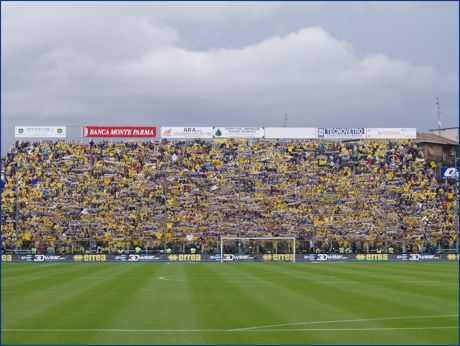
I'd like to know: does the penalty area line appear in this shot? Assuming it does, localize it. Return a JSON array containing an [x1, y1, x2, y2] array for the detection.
[[229, 314, 459, 331]]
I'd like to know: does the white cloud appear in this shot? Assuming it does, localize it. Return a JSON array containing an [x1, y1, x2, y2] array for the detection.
[[8, 26, 453, 120], [1, 5, 458, 153]]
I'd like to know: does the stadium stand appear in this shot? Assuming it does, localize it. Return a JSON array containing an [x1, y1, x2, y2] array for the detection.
[[1, 139, 457, 255]]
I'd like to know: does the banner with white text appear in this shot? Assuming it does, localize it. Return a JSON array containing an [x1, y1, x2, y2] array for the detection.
[[317, 128, 366, 139], [82, 126, 156, 138]]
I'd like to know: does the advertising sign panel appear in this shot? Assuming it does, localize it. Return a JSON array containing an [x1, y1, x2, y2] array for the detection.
[[317, 128, 366, 139], [2, 253, 456, 262], [261, 254, 294, 261], [82, 126, 156, 138], [213, 127, 264, 138], [73, 254, 108, 261], [222, 254, 256, 262], [315, 254, 350, 261], [407, 254, 442, 261], [355, 254, 389, 261], [366, 128, 416, 139], [161, 127, 214, 139], [440, 167, 459, 180], [15, 126, 66, 138], [264, 127, 317, 139]]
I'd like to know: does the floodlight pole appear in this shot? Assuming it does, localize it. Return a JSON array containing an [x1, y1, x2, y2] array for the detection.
[[435, 97, 441, 137], [283, 114, 289, 128]]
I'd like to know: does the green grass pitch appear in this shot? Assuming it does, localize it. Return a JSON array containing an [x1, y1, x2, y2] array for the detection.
[[1, 262, 458, 345]]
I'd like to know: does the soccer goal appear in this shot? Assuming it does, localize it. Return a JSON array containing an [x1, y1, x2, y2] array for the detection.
[[220, 237, 296, 263]]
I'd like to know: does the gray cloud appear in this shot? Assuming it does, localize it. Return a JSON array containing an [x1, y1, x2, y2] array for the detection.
[[2, 2, 458, 153]]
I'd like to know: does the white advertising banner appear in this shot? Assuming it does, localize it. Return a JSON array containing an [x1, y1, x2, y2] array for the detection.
[[317, 128, 366, 139], [265, 127, 317, 139], [15, 126, 66, 138], [213, 127, 264, 138], [366, 128, 417, 139], [161, 127, 214, 139]]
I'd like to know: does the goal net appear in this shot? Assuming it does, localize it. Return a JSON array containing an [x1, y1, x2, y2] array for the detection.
[[220, 237, 296, 263]]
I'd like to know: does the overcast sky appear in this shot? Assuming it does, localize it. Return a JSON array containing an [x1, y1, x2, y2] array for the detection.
[[1, 1, 458, 153]]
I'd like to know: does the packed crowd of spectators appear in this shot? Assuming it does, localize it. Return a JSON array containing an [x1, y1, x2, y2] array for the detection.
[[1, 139, 457, 254]]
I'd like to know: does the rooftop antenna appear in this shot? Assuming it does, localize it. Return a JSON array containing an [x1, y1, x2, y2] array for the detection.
[[283, 114, 289, 128], [435, 97, 442, 137]]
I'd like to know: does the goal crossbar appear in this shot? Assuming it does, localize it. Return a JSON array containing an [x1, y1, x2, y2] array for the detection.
[[220, 237, 296, 263]]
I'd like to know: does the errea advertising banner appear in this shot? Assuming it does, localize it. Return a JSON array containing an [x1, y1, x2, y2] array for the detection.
[[317, 128, 366, 139], [366, 128, 417, 139], [15, 126, 66, 138], [82, 126, 156, 138], [2, 253, 457, 262], [161, 127, 214, 139], [213, 127, 264, 138], [265, 127, 317, 139]]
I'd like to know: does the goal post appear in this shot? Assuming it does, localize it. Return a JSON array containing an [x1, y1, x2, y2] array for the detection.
[[220, 237, 296, 263]]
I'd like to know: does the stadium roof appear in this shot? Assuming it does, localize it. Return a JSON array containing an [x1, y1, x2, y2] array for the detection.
[[415, 133, 458, 145], [428, 127, 459, 131]]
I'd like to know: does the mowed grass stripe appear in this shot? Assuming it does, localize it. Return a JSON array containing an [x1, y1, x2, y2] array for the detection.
[[95, 263, 212, 344], [3, 263, 166, 345], [196, 263, 310, 332], [258, 262, 458, 318], [214, 262, 458, 344], [216, 263, 375, 345], [4, 264, 155, 328], [236, 264, 418, 344], [2, 263, 127, 327], [286, 262, 458, 282], [2, 263, 97, 287], [1, 262, 458, 345]]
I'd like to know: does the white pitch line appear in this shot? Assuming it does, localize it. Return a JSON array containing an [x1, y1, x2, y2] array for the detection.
[[2, 326, 457, 333], [256, 326, 459, 332], [158, 276, 188, 282], [157, 276, 447, 285], [229, 314, 459, 331]]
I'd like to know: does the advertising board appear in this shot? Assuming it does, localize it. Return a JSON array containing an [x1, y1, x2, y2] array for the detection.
[[161, 127, 214, 139], [213, 127, 264, 138], [440, 167, 459, 180], [82, 126, 156, 138], [366, 128, 417, 139], [317, 128, 366, 139], [315, 254, 350, 261], [222, 254, 256, 262], [15, 126, 66, 138], [264, 127, 317, 139], [2, 253, 457, 262]]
